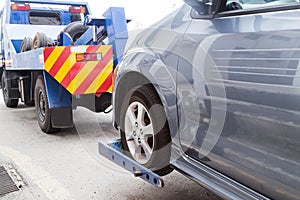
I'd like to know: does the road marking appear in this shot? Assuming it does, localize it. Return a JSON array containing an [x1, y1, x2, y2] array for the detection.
[[0, 145, 74, 200]]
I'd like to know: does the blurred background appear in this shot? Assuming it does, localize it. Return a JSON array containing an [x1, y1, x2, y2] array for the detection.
[[0, 0, 184, 29]]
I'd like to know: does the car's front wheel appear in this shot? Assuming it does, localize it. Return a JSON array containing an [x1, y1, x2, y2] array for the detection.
[[120, 85, 172, 176]]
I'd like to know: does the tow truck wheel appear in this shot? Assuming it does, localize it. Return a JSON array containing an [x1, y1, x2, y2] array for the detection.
[[60, 21, 89, 44], [34, 76, 60, 134], [121, 85, 173, 176], [20, 37, 33, 52], [24, 99, 35, 107], [32, 32, 48, 49], [1, 74, 18, 108]]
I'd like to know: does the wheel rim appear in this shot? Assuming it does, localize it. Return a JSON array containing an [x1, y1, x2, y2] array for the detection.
[[38, 89, 46, 122], [20, 44, 25, 52], [33, 39, 39, 49], [125, 102, 154, 164], [2, 77, 9, 101]]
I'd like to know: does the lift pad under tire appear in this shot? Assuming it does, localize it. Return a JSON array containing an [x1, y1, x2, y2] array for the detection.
[[98, 140, 164, 188]]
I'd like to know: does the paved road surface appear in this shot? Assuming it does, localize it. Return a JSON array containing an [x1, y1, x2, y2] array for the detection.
[[0, 89, 222, 200]]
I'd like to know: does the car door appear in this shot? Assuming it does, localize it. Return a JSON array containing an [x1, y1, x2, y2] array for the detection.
[[177, 1, 300, 199]]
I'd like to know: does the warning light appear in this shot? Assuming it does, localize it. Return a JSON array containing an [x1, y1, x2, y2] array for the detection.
[[76, 53, 102, 62]]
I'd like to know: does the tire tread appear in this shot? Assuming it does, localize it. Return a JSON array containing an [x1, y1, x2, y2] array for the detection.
[[121, 84, 173, 176], [34, 76, 60, 134], [1, 74, 18, 108]]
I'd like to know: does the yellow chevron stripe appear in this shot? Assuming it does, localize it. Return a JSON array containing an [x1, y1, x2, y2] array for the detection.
[[66, 46, 112, 93], [54, 52, 78, 82], [84, 59, 113, 94], [96, 45, 111, 54], [44, 47, 65, 72], [107, 85, 113, 93], [66, 61, 98, 93]]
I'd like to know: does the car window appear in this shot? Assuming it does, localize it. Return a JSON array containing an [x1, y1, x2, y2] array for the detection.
[[223, 0, 299, 12], [190, 0, 299, 19], [29, 11, 61, 25]]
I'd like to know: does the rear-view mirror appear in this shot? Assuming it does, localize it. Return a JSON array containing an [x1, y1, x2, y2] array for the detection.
[[184, 0, 214, 15]]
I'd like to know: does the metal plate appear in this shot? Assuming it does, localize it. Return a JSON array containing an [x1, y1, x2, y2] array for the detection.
[[99, 140, 165, 188], [0, 166, 19, 196]]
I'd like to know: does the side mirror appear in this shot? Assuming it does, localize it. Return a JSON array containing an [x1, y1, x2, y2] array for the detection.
[[184, 0, 214, 15]]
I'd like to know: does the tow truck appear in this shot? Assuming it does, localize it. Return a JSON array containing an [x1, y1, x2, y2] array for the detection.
[[1, 0, 167, 189], [1, 0, 128, 133]]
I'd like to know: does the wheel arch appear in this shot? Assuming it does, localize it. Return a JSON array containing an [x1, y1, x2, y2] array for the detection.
[[113, 71, 178, 139]]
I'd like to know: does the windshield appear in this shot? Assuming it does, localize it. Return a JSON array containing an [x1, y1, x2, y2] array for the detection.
[[29, 10, 61, 25], [9, 2, 89, 25]]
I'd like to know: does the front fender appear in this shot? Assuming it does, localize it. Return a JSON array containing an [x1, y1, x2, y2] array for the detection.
[[113, 48, 178, 139]]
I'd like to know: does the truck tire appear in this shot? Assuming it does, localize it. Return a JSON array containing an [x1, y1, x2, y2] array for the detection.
[[34, 76, 60, 133], [61, 21, 89, 44], [0, 67, 3, 88], [120, 85, 173, 176], [24, 99, 35, 107], [20, 37, 32, 52], [32, 32, 48, 49], [1, 74, 18, 108]]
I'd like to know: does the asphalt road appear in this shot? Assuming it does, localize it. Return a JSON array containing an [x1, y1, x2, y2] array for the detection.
[[0, 89, 222, 200]]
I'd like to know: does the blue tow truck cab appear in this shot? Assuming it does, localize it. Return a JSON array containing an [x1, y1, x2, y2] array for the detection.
[[0, 0, 129, 133]]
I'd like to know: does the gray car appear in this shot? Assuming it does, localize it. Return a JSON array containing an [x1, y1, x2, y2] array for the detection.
[[112, 0, 300, 199]]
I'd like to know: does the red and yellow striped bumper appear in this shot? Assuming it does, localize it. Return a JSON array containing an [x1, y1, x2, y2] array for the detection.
[[43, 45, 113, 95]]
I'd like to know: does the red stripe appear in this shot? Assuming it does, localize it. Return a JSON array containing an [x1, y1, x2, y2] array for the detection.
[[95, 93, 102, 98], [96, 72, 113, 93], [86, 45, 100, 53], [74, 48, 113, 94], [48, 47, 70, 77], [61, 62, 86, 88], [60, 46, 100, 88], [44, 47, 55, 63]]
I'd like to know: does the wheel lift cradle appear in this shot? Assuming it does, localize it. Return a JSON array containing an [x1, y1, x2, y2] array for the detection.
[[77, 9, 166, 187], [99, 140, 165, 188], [96, 9, 165, 188], [2, 6, 129, 129]]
